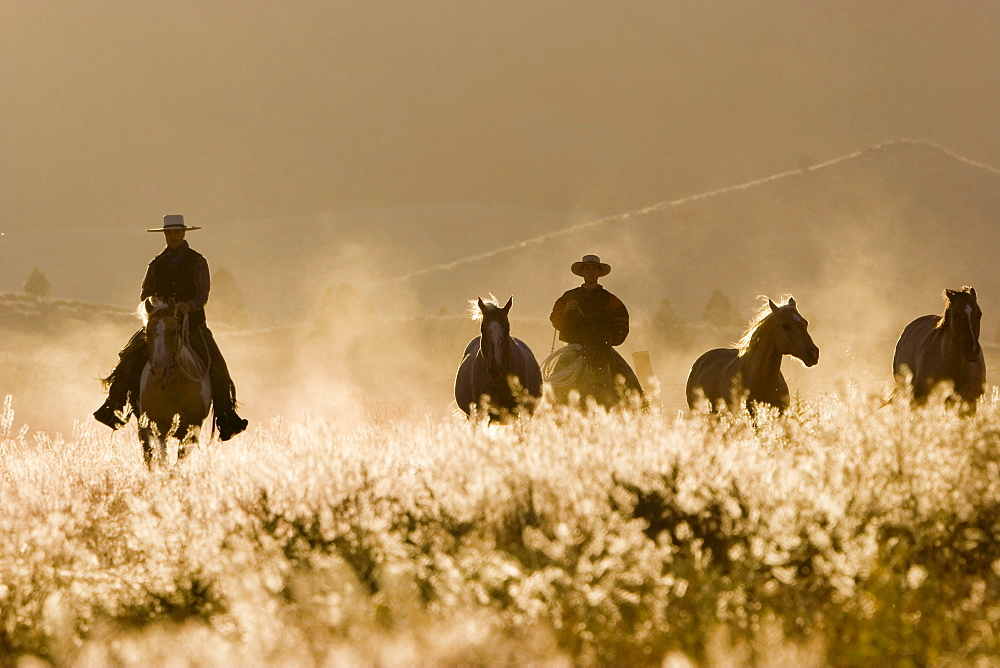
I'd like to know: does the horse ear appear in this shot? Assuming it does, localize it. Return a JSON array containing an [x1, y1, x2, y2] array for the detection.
[[768, 298, 778, 312], [787, 296, 796, 308], [477, 297, 486, 312], [503, 296, 512, 313], [968, 286, 977, 299], [945, 289, 957, 301]]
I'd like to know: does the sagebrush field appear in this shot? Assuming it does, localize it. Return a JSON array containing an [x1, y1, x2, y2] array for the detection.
[[3, 390, 1000, 667]]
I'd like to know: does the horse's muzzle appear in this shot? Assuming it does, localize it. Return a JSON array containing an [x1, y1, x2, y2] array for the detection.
[[801, 346, 820, 367]]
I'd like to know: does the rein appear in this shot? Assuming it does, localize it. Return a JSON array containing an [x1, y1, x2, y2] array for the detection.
[[179, 310, 190, 345], [175, 312, 210, 381]]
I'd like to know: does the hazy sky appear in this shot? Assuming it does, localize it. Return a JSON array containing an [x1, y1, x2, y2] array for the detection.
[[3, 0, 998, 234], [2, 1, 999, 428]]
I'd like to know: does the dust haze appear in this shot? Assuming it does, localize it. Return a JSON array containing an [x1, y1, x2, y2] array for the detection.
[[2, 2, 999, 433]]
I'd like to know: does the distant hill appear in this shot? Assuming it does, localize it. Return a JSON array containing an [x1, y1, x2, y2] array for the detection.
[[379, 140, 1000, 337], [0, 292, 137, 331]]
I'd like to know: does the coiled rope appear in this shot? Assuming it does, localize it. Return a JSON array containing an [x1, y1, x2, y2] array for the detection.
[[540, 344, 586, 388]]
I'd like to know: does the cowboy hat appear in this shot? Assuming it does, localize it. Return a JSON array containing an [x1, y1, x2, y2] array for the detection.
[[571, 254, 611, 277], [146, 214, 202, 232]]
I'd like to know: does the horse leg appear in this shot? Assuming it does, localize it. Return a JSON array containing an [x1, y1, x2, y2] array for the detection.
[[139, 428, 159, 469], [177, 421, 200, 461], [157, 436, 168, 467], [141, 437, 154, 468], [137, 416, 153, 468], [960, 400, 979, 417], [141, 420, 169, 469]]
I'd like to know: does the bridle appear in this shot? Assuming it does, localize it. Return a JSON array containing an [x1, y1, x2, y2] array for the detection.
[[147, 309, 209, 385]]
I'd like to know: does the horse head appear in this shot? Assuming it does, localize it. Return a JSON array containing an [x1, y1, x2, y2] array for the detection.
[[768, 297, 820, 367], [477, 296, 513, 379], [143, 297, 181, 385], [943, 287, 982, 362]]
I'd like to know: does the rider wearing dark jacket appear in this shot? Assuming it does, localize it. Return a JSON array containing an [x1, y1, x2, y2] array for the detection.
[[550, 254, 644, 397], [93, 215, 248, 440], [142, 239, 210, 327], [550, 285, 630, 347]]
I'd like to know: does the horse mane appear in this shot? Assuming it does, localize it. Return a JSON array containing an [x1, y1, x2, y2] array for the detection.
[[138, 296, 171, 327], [736, 295, 794, 358], [468, 294, 503, 322]]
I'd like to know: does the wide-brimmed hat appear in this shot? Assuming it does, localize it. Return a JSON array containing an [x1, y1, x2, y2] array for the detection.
[[571, 254, 611, 277], [146, 214, 201, 232]]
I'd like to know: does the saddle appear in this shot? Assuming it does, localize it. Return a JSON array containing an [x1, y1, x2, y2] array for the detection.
[[541, 344, 608, 388]]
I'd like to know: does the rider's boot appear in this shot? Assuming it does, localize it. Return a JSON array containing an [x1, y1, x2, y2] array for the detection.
[[94, 380, 129, 430], [95, 330, 146, 430], [208, 361, 247, 440], [204, 331, 248, 441], [217, 409, 248, 441], [93, 402, 125, 430]]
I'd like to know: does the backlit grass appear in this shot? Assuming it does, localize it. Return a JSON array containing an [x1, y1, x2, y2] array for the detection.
[[2, 391, 1000, 666]]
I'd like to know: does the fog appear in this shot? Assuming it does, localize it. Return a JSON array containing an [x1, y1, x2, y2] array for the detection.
[[2, 2, 999, 434], [4, 2, 999, 229]]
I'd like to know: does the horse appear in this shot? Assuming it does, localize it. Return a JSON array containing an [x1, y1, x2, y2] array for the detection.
[[137, 297, 212, 466], [541, 343, 644, 410], [685, 296, 819, 414], [892, 287, 985, 412], [454, 296, 543, 421]]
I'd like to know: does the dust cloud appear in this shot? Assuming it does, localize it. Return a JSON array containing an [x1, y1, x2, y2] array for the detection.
[[2, 3, 999, 432]]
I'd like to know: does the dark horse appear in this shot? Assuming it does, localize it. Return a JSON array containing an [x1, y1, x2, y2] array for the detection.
[[138, 297, 212, 466], [686, 296, 819, 414], [541, 344, 644, 410], [892, 287, 985, 412], [455, 297, 543, 421]]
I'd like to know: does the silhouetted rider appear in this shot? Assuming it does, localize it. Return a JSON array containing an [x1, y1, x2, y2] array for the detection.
[[549, 254, 644, 396], [93, 215, 248, 440]]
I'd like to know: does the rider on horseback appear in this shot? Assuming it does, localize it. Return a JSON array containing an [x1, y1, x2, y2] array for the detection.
[[93, 215, 249, 440], [549, 254, 644, 399]]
